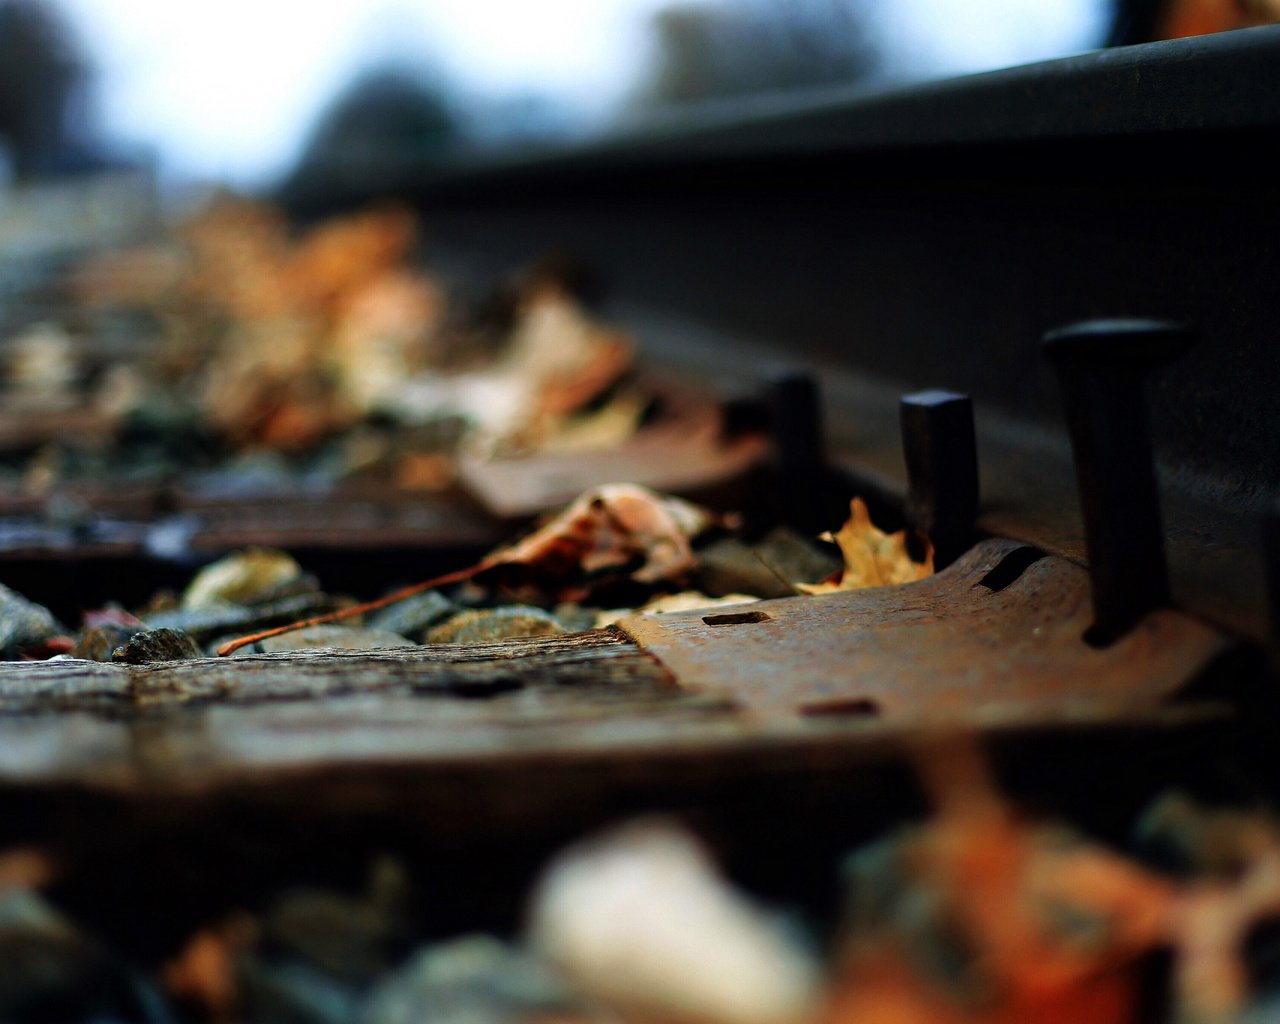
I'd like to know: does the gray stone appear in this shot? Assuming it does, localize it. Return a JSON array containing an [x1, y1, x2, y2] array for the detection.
[[1245, 994, 1280, 1024], [145, 592, 343, 644], [181, 548, 306, 609], [235, 625, 415, 656], [237, 957, 361, 1024], [696, 538, 795, 599], [696, 529, 841, 599], [426, 607, 568, 645], [74, 624, 142, 662], [262, 857, 409, 985], [0, 583, 65, 658], [367, 591, 456, 642], [551, 603, 598, 632], [0, 889, 158, 1022], [111, 627, 203, 664], [753, 527, 843, 587], [360, 935, 575, 1024]]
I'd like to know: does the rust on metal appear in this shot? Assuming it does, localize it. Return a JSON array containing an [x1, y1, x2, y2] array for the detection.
[[615, 538, 1231, 722]]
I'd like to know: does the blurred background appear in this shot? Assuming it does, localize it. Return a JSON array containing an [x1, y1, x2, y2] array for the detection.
[[2, 0, 1278, 191]]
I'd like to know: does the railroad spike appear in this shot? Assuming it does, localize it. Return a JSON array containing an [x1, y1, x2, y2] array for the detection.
[[1266, 503, 1280, 677], [768, 370, 829, 537], [899, 390, 979, 570], [1043, 318, 1196, 646]]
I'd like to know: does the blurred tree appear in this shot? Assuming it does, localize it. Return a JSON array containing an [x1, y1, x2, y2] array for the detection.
[[294, 67, 461, 173], [1108, 0, 1168, 44], [637, 0, 880, 108], [284, 64, 465, 204], [0, 0, 95, 178]]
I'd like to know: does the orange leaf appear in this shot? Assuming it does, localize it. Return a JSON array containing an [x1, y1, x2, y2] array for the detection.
[[798, 499, 932, 594]]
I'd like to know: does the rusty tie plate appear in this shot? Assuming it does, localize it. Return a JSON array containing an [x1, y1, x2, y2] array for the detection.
[[615, 539, 1230, 723]]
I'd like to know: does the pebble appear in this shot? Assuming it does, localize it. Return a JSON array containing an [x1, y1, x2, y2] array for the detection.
[[81, 603, 146, 631], [111, 627, 203, 664], [594, 592, 759, 628], [840, 832, 975, 993], [261, 857, 409, 984], [74, 624, 144, 662], [181, 547, 305, 609], [552, 602, 598, 632], [695, 538, 793, 599], [754, 526, 845, 585], [360, 935, 576, 1024], [237, 958, 360, 1024], [0, 889, 160, 1022], [528, 820, 819, 1024], [0, 582, 66, 658], [1134, 791, 1275, 878], [426, 606, 568, 645], [696, 528, 841, 599], [840, 820, 1150, 1002], [367, 591, 456, 642], [232, 625, 415, 656], [145, 591, 344, 644], [1246, 994, 1280, 1024]]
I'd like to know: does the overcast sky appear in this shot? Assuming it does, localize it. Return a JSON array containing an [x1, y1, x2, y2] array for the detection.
[[59, 0, 1112, 186]]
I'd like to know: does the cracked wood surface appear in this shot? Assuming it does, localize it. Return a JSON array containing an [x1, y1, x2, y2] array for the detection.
[[0, 631, 668, 712]]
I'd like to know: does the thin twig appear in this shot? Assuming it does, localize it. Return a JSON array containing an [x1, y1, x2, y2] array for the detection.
[[215, 562, 488, 656]]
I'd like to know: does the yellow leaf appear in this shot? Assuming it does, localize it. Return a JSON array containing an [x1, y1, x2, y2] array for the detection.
[[797, 498, 932, 594]]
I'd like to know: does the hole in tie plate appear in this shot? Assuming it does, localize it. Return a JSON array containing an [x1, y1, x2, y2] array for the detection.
[[799, 697, 881, 718], [702, 610, 773, 626], [1082, 623, 1120, 649], [978, 546, 1047, 593]]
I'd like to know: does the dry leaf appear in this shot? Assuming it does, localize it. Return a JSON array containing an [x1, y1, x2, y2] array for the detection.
[[529, 820, 819, 1024], [284, 205, 417, 315], [594, 591, 758, 628], [832, 739, 1170, 1024], [218, 484, 723, 653], [0, 847, 56, 891], [829, 746, 1280, 1024], [395, 451, 455, 491], [490, 483, 719, 599], [329, 268, 444, 415], [535, 389, 650, 455], [424, 287, 635, 454], [68, 195, 651, 463], [162, 916, 257, 1024], [1154, 800, 1280, 1023], [797, 498, 932, 594], [81, 604, 146, 630]]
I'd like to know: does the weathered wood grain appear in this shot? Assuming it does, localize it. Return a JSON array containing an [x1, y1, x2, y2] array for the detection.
[[0, 630, 671, 713]]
